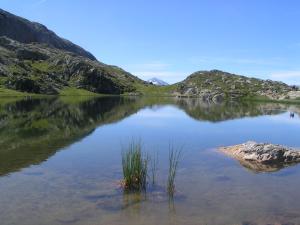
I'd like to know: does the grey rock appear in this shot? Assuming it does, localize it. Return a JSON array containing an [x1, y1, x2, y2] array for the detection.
[[220, 142, 300, 172], [212, 93, 225, 103], [221, 141, 300, 164]]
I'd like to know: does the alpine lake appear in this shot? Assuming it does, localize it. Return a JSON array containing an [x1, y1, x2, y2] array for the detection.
[[1, 96, 300, 225]]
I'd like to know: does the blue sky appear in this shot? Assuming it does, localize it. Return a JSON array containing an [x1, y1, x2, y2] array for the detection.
[[1, 0, 300, 84]]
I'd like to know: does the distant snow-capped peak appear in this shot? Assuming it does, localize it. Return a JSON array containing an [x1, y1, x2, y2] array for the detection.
[[147, 77, 169, 86]]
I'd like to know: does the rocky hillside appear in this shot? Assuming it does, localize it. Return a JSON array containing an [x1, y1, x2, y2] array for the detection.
[[0, 9, 148, 95], [0, 9, 95, 60], [0, 37, 145, 94], [174, 70, 297, 102]]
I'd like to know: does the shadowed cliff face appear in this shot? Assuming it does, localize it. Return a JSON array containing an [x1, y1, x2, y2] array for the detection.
[[0, 8, 96, 60], [0, 96, 298, 177]]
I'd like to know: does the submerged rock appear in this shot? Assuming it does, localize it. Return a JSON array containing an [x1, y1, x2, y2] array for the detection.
[[219, 141, 300, 172]]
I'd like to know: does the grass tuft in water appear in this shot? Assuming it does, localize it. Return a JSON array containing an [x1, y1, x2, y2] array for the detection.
[[150, 152, 158, 185], [122, 141, 149, 191], [167, 145, 182, 196]]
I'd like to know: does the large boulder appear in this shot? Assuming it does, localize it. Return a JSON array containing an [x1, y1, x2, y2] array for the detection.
[[219, 141, 300, 172]]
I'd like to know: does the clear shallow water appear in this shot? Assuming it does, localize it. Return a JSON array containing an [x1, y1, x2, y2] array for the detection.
[[1, 97, 300, 225]]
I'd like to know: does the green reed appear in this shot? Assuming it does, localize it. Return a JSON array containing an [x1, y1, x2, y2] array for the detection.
[[167, 145, 181, 196], [122, 141, 149, 191], [150, 152, 158, 185]]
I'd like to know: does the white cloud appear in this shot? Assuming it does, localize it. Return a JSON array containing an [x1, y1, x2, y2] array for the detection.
[[125, 61, 188, 84], [269, 71, 300, 85], [132, 71, 185, 83], [129, 62, 171, 70], [189, 56, 284, 66], [138, 109, 184, 119], [125, 58, 300, 85]]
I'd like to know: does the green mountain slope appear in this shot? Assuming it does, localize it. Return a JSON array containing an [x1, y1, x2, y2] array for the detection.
[[0, 36, 145, 94], [0, 9, 147, 95], [173, 70, 296, 101]]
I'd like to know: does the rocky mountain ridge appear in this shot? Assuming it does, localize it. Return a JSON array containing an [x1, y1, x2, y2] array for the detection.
[[0, 9, 95, 60]]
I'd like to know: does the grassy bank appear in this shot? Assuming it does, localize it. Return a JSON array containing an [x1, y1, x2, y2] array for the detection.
[[133, 83, 177, 96], [1, 86, 300, 106], [0, 87, 38, 97], [0, 87, 103, 97], [58, 87, 102, 96], [243, 96, 300, 105]]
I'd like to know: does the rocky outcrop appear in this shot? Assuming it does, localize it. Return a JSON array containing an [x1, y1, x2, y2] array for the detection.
[[0, 8, 96, 60], [175, 70, 296, 101], [287, 90, 300, 100], [219, 141, 300, 172]]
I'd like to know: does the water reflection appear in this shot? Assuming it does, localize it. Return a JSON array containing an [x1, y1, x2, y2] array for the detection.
[[0, 96, 299, 177], [85, 185, 183, 217], [1, 97, 300, 225], [234, 158, 300, 173], [0, 97, 141, 175], [175, 98, 291, 122]]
